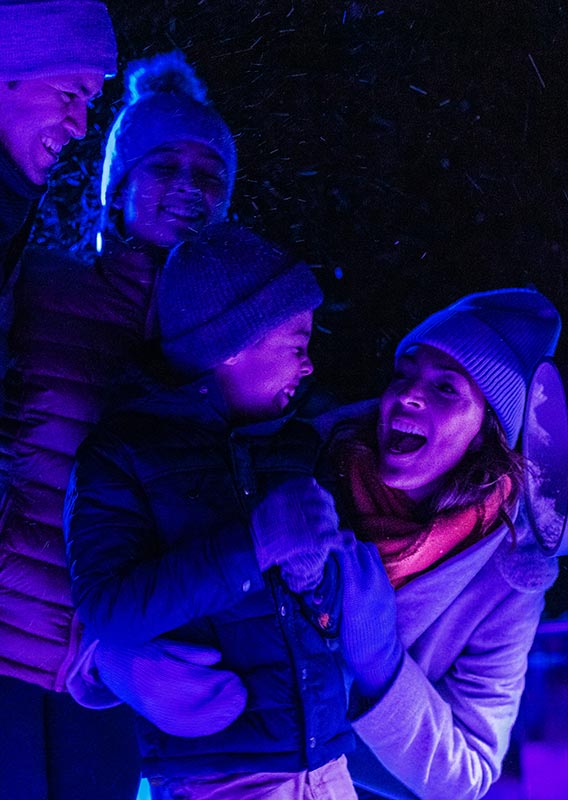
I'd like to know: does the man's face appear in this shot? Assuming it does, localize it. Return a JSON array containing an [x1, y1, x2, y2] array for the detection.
[[116, 141, 231, 248], [0, 73, 104, 185], [215, 311, 315, 423]]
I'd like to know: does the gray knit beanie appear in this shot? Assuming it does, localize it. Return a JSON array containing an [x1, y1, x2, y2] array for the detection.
[[396, 288, 561, 447], [99, 51, 236, 233], [158, 223, 323, 376], [0, 1, 117, 80]]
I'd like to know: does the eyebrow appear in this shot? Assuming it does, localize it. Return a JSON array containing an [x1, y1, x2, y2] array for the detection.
[[80, 84, 102, 101], [150, 145, 225, 163], [399, 353, 467, 376]]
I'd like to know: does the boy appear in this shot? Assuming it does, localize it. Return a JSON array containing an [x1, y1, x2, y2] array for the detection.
[[64, 223, 357, 799]]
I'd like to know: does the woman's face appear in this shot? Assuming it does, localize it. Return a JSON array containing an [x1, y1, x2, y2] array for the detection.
[[116, 140, 230, 247], [377, 344, 486, 503]]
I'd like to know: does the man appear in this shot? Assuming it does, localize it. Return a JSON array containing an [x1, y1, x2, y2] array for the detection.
[[0, 5, 143, 799], [0, 0, 116, 372]]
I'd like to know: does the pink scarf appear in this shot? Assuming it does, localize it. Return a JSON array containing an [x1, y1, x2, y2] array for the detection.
[[335, 428, 511, 588]]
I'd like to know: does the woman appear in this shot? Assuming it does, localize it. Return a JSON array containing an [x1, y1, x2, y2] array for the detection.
[[329, 287, 562, 799], [0, 50, 235, 799]]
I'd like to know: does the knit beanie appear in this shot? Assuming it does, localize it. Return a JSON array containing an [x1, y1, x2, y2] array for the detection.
[[396, 288, 561, 447], [158, 223, 323, 376], [99, 51, 236, 232], [0, 1, 117, 81]]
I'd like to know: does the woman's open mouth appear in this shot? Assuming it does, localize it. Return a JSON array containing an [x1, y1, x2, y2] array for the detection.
[[386, 422, 427, 454]]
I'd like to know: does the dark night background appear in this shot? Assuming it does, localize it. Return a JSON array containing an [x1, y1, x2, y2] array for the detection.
[[31, 0, 568, 614]]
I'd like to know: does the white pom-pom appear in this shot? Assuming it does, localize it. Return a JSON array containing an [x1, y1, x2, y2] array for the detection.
[[124, 51, 208, 106]]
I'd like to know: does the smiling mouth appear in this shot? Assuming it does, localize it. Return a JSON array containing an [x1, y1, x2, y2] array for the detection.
[[387, 422, 427, 454], [162, 206, 204, 222], [41, 136, 64, 159]]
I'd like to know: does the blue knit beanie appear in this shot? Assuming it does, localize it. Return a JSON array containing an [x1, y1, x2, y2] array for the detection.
[[0, 1, 117, 80], [158, 223, 323, 376], [99, 51, 236, 233], [396, 288, 561, 447]]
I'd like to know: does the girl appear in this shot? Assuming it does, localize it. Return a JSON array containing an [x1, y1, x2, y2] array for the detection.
[[0, 50, 235, 799], [331, 287, 562, 799]]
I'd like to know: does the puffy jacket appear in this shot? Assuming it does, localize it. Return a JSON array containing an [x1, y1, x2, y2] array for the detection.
[[64, 377, 353, 779], [0, 237, 164, 690], [0, 144, 43, 389]]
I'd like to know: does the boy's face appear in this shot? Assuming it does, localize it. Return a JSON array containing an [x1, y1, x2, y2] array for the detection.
[[0, 73, 104, 185], [377, 344, 486, 502], [216, 311, 314, 422], [116, 140, 230, 248]]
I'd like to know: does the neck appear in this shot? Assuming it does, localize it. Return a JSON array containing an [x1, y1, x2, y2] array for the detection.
[[0, 144, 45, 200]]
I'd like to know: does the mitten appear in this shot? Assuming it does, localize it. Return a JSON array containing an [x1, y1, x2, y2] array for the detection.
[[95, 638, 247, 737], [251, 476, 352, 592], [339, 541, 403, 702]]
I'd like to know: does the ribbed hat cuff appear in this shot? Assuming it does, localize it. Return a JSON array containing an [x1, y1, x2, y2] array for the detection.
[[0, 1, 117, 80], [397, 314, 526, 446], [100, 96, 236, 213], [163, 261, 323, 375]]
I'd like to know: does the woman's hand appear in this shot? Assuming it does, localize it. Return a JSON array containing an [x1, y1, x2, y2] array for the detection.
[[339, 542, 403, 704]]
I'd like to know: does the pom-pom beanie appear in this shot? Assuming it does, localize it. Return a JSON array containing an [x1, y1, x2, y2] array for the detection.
[[396, 288, 561, 446], [0, 1, 117, 80], [100, 51, 236, 232], [158, 223, 323, 377]]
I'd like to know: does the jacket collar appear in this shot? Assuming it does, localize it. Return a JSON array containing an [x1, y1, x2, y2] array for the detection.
[[395, 524, 509, 645], [97, 234, 166, 293], [119, 370, 299, 437]]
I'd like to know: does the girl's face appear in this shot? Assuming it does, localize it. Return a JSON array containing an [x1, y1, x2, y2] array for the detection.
[[116, 140, 230, 248], [377, 344, 486, 503]]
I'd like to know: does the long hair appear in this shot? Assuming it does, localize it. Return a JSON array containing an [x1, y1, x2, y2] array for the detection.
[[429, 404, 525, 521]]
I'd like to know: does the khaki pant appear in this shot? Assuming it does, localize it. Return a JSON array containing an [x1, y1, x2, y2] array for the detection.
[[150, 754, 357, 799]]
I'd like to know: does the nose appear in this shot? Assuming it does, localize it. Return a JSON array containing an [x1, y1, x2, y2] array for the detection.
[[171, 168, 203, 196], [397, 381, 426, 409], [63, 98, 88, 139], [300, 355, 314, 377]]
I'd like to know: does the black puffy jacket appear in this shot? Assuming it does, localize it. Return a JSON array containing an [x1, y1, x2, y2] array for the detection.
[[65, 376, 353, 779], [0, 238, 163, 690]]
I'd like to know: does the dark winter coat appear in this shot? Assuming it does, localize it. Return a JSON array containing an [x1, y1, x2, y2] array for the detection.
[[0, 238, 164, 690], [64, 377, 354, 779], [0, 144, 43, 386]]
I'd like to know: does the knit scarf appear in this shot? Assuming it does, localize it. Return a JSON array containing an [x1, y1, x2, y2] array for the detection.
[[334, 422, 512, 588]]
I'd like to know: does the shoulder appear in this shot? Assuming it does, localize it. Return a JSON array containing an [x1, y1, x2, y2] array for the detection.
[[494, 508, 559, 593], [20, 246, 90, 281], [18, 247, 100, 306]]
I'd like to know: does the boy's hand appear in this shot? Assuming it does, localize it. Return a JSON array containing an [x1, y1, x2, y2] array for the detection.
[[95, 639, 247, 737], [251, 477, 354, 592]]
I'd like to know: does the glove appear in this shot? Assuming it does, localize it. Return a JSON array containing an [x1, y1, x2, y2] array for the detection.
[[95, 638, 247, 737], [251, 476, 354, 592], [339, 541, 403, 705]]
